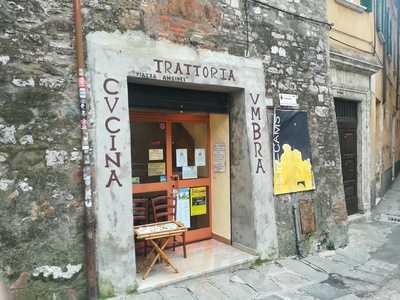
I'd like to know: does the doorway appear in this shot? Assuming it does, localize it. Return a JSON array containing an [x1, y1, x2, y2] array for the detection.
[[130, 111, 212, 243], [335, 99, 358, 215]]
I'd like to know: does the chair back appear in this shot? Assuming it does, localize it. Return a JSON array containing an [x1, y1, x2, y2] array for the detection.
[[151, 195, 175, 222], [133, 198, 148, 226]]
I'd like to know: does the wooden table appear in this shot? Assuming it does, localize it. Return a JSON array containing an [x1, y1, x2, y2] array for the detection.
[[134, 221, 187, 279]]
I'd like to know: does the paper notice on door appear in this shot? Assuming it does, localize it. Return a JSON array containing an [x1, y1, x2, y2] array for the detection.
[[149, 149, 163, 161], [148, 162, 166, 177], [182, 166, 197, 179], [190, 186, 207, 216], [176, 188, 191, 228], [176, 149, 188, 167], [195, 148, 206, 166]]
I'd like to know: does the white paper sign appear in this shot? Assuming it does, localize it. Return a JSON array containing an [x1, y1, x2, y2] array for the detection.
[[182, 166, 197, 179], [195, 148, 206, 166], [176, 149, 188, 167], [176, 188, 191, 228], [279, 93, 298, 107], [149, 149, 163, 161], [213, 144, 225, 173]]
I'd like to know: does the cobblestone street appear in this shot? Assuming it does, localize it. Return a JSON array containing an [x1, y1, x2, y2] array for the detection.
[[129, 177, 400, 300]]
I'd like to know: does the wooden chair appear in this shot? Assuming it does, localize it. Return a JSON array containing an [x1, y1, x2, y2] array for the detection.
[[133, 197, 149, 256], [150, 195, 187, 258]]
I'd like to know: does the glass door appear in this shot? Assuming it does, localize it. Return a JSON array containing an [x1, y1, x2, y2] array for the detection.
[[131, 112, 212, 243]]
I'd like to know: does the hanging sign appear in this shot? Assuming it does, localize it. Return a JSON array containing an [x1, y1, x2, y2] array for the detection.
[[176, 188, 191, 228], [190, 186, 207, 216], [272, 110, 315, 195]]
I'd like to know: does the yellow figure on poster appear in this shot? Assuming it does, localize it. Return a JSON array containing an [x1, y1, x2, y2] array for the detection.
[[274, 144, 314, 195]]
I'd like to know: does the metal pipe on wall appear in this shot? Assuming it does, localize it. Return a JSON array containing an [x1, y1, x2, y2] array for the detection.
[[72, 0, 97, 298]]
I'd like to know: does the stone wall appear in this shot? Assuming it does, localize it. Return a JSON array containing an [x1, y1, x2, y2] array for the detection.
[[0, 0, 348, 298], [82, 0, 347, 255], [0, 0, 86, 299]]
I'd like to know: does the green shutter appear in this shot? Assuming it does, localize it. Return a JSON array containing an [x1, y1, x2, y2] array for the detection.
[[361, 0, 372, 12]]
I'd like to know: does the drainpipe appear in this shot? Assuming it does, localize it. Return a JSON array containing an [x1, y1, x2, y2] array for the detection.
[[73, 1, 97, 299]]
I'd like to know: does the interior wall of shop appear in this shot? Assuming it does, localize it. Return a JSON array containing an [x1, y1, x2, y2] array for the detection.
[[210, 114, 231, 241]]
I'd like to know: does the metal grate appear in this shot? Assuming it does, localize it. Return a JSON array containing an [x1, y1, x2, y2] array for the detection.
[[380, 213, 400, 224], [335, 99, 357, 121]]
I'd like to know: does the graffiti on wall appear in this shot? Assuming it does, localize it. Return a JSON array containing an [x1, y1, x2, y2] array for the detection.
[[272, 110, 315, 195]]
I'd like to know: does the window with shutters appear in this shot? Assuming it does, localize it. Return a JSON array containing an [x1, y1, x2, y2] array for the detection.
[[376, 0, 386, 42], [361, 0, 373, 12]]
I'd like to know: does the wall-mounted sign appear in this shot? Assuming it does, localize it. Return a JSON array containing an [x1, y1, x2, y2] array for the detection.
[[272, 110, 315, 195], [279, 93, 298, 107], [148, 162, 166, 177], [149, 149, 164, 161], [190, 187, 207, 216], [213, 144, 225, 173]]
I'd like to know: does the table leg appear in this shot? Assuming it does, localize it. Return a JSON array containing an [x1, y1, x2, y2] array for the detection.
[[143, 238, 171, 280], [150, 239, 178, 273]]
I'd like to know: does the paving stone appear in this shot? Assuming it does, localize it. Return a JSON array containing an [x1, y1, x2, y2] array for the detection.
[[357, 259, 397, 274], [254, 295, 285, 300], [183, 279, 230, 300], [207, 272, 258, 300], [303, 256, 352, 275], [257, 262, 287, 276], [130, 291, 163, 300], [276, 290, 318, 300], [301, 283, 348, 300], [334, 294, 360, 300], [279, 258, 329, 283], [158, 286, 194, 300], [234, 269, 282, 294], [270, 271, 310, 289]]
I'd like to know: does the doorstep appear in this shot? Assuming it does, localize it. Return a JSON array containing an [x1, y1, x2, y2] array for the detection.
[[135, 239, 257, 293]]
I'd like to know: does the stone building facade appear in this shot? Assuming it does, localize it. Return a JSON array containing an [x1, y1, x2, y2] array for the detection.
[[0, 0, 349, 298], [328, 0, 400, 217]]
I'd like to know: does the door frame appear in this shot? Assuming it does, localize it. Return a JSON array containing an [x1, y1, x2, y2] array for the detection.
[[130, 111, 213, 243]]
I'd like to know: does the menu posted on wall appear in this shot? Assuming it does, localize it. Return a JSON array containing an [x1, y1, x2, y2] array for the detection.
[[190, 186, 207, 216], [213, 143, 225, 173], [176, 188, 191, 228]]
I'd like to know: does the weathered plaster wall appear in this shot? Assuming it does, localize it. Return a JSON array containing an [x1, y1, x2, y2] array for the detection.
[[0, 0, 86, 299]]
